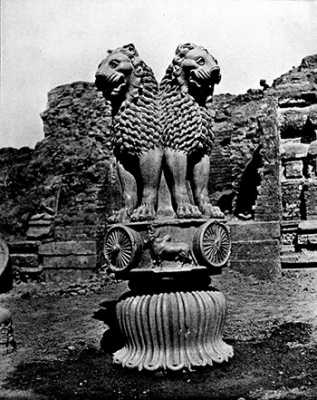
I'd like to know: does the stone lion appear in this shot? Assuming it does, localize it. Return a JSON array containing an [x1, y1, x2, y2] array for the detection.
[[160, 43, 224, 218], [95, 43, 163, 221]]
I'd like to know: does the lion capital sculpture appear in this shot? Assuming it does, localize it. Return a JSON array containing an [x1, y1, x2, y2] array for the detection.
[[95, 43, 224, 221], [95, 43, 163, 222], [160, 43, 224, 219]]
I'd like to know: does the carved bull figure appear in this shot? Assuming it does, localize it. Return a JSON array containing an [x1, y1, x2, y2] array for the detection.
[[147, 230, 195, 266]]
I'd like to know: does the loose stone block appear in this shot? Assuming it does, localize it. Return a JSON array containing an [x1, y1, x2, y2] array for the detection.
[[0, 307, 15, 354], [42, 254, 97, 270], [38, 241, 97, 281], [43, 269, 95, 283], [281, 179, 304, 220], [231, 240, 280, 260], [229, 221, 280, 242], [281, 142, 309, 160], [39, 241, 96, 256], [8, 241, 40, 253], [26, 225, 52, 239], [284, 160, 304, 179], [229, 238, 281, 280], [53, 225, 98, 241], [298, 220, 317, 231], [10, 253, 39, 269], [228, 222, 281, 279], [304, 181, 317, 219]]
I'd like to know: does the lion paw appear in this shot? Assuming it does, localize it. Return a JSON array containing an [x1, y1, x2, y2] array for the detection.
[[176, 203, 202, 219], [107, 208, 131, 223], [201, 204, 224, 219], [130, 204, 156, 221]]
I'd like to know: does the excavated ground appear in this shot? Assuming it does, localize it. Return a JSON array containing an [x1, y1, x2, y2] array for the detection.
[[0, 268, 316, 400]]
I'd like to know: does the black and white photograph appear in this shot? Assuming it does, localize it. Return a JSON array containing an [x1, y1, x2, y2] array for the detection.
[[0, 0, 316, 399]]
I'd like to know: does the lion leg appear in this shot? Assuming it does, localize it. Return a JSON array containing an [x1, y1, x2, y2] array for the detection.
[[192, 154, 224, 218], [130, 147, 163, 221], [108, 160, 138, 223], [165, 149, 201, 219]]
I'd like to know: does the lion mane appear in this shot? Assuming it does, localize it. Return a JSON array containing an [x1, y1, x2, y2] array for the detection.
[[109, 45, 161, 158], [159, 43, 214, 155]]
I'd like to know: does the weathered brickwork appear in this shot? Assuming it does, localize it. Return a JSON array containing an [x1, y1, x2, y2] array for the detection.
[[305, 181, 317, 219]]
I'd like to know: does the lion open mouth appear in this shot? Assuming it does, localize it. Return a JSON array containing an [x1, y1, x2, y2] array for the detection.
[[189, 66, 221, 89], [95, 73, 127, 97]]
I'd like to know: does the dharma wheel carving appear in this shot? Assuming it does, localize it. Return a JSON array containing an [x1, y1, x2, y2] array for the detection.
[[193, 220, 231, 269], [103, 224, 143, 273]]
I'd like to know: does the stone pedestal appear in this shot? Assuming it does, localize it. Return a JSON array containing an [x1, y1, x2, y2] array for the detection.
[[101, 218, 233, 371], [114, 289, 233, 371]]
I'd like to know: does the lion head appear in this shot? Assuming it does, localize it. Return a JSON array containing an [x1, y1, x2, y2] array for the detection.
[[95, 43, 160, 157], [95, 43, 143, 102], [164, 43, 221, 99], [160, 43, 221, 154]]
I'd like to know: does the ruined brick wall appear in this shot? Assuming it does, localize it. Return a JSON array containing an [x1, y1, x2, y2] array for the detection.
[[0, 82, 122, 241], [39, 81, 119, 239], [210, 92, 280, 221], [209, 54, 317, 223], [269, 55, 317, 222], [0, 147, 34, 238]]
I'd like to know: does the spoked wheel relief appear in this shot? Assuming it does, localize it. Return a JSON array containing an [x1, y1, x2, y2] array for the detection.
[[193, 220, 231, 269], [103, 224, 142, 273]]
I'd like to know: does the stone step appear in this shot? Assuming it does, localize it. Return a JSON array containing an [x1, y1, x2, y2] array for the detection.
[[229, 221, 280, 242], [28, 219, 52, 226], [10, 253, 39, 269], [26, 225, 52, 239], [39, 240, 96, 256], [42, 254, 97, 270], [298, 220, 317, 233], [281, 250, 317, 268], [297, 233, 317, 247], [282, 261, 317, 269], [231, 239, 280, 260], [39, 240, 97, 272], [8, 241, 40, 253]]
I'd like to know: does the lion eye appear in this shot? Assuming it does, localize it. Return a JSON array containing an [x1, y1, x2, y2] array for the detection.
[[196, 57, 205, 65], [109, 60, 120, 68]]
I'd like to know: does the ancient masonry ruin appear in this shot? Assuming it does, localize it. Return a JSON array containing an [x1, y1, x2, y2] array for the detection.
[[0, 54, 316, 286]]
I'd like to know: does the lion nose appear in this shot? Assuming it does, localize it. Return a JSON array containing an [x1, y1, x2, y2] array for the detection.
[[95, 74, 107, 91], [210, 66, 221, 84]]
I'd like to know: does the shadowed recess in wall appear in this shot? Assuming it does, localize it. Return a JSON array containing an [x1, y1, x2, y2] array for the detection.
[[235, 146, 263, 219]]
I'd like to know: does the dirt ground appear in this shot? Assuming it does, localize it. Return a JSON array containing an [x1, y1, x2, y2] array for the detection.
[[0, 268, 317, 400]]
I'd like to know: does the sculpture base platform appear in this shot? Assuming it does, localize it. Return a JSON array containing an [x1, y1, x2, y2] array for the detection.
[[113, 289, 233, 371]]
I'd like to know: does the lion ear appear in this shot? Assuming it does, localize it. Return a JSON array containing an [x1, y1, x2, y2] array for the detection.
[[176, 43, 194, 56], [124, 43, 138, 57], [172, 65, 181, 77], [133, 58, 144, 76], [175, 44, 183, 55], [126, 43, 135, 50]]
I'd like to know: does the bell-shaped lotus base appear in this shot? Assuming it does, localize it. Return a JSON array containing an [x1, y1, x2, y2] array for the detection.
[[113, 290, 233, 371]]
